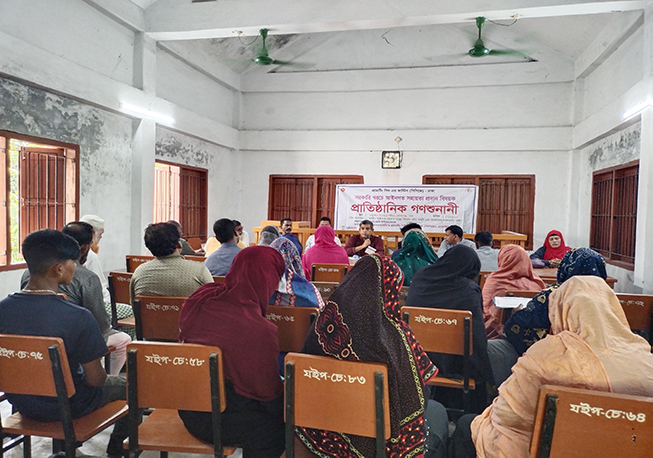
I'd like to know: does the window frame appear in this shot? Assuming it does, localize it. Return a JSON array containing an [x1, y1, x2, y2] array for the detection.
[[590, 160, 639, 270], [153, 159, 208, 241], [0, 130, 80, 272]]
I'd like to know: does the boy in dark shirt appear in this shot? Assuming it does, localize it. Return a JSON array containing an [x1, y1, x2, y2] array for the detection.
[[0, 229, 127, 457]]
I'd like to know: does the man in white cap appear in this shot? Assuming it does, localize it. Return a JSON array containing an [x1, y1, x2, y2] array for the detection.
[[79, 214, 110, 304]]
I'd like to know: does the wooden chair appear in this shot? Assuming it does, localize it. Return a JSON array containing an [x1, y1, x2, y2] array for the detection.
[[266, 306, 318, 353], [186, 237, 202, 251], [310, 282, 338, 301], [401, 306, 475, 414], [213, 276, 226, 283], [0, 334, 127, 458], [398, 286, 409, 308], [530, 385, 653, 458], [616, 293, 653, 343], [184, 255, 207, 263], [283, 353, 390, 458], [505, 290, 541, 299], [125, 342, 236, 457], [126, 255, 154, 273], [132, 296, 186, 341], [1, 391, 30, 457], [478, 270, 492, 289], [108, 271, 136, 329], [310, 263, 348, 282]]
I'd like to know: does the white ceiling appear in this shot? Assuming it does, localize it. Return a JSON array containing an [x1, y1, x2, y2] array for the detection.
[[126, 0, 644, 75]]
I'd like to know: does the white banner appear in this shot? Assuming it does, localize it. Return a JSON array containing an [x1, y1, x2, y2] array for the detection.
[[334, 185, 478, 233]]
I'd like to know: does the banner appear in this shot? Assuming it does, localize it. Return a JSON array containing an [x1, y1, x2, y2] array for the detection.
[[334, 185, 478, 233]]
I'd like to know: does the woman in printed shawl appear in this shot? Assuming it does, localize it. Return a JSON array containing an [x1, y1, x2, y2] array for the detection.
[[449, 276, 653, 458], [529, 229, 571, 268], [482, 244, 545, 339], [394, 229, 438, 286], [505, 247, 607, 355], [302, 225, 349, 280], [270, 237, 325, 309], [177, 246, 286, 457], [296, 254, 447, 458], [406, 244, 495, 413]]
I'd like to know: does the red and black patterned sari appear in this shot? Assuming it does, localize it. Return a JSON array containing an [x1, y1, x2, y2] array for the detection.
[[296, 254, 437, 457]]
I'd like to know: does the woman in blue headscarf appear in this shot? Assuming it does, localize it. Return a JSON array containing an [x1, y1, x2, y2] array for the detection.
[[269, 237, 324, 309], [504, 247, 607, 355], [394, 229, 438, 286]]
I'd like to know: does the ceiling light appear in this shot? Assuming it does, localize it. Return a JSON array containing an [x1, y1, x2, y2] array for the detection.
[[120, 103, 175, 125], [623, 98, 653, 120]]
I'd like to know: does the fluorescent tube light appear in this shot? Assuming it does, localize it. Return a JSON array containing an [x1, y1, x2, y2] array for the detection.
[[120, 102, 175, 125], [623, 98, 653, 120]]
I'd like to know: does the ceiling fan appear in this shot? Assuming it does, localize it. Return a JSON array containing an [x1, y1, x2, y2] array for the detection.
[[234, 29, 312, 68], [468, 17, 528, 58]]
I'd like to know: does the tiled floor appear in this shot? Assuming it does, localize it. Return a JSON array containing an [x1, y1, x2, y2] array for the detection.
[[1, 399, 243, 458]]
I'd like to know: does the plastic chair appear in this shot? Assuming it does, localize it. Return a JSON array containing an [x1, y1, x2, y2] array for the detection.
[[132, 296, 186, 341], [310, 263, 348, 282], [283, 353, 390, 458], [0, 334, 127, 458], [125, 341, 236, 457], [401, 306, 475, 414], [266, 306, 317, 353], [530, 385, 653, 458]]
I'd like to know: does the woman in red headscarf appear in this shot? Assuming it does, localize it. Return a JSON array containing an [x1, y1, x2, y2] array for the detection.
[[177, 246, 286, 458], [301, 225, 349, 280], [529, 230, 571, 268]]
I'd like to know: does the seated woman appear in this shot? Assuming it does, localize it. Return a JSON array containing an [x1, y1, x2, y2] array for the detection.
[[482, 244, 545, 339], [258, 225, 280, 246], [296, 255, 448, 457], [406, 244, 495, 413], [177, 246, 286, 458], [529, 229, 571, 268], [301, 225, 349, 280], [269, 237, 324, 308], [450, 276, 653, 458], [394, 229, 438, 286], [505, 247, 607, 356]]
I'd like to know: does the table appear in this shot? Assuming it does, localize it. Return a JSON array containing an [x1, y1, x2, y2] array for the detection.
[[533, 268, 617, 289]]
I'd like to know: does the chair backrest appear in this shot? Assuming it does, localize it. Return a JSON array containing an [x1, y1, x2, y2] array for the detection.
[[401, 306, 473, 355], [479, 270, 492, 289], [311, 281, 338, 300], [126, 341, 225, 412], [132, 296, 186, 341], [266, 306, 318, 353], [284, 353, 390, 440], [311, 263, 348, 282], [184, 255, 206, 263], [126, 255, 155, 272], [186, 237, 202, 251], [616, 293, 653, 332], [109, 271, 133, 305], [0, 334, 74, 398], [398, 286, 409, 308], [213, 276, 226, 283], [505, 290, 540, 299], [530, 385, 653, 458]]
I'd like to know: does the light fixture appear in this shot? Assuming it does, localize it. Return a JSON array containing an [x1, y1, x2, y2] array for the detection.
[[622, 98, 653, 120], [120, 102, 175, 125]]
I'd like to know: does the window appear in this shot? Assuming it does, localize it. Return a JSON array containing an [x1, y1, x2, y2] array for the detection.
[[423, 175, 535, 249], [590, 161, 638, 269], [0, 131, 79, 271], [268, 175, 364, 226], [153, 161, 208, 240]]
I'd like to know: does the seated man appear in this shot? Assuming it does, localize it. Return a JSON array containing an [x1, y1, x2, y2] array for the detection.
[[205, 219, 248, 256], [280, 217, 303, 255], [21, 222, 130, 376], [167, 220, 205, 256], [3, 229, 127, 457], [344, 220, 384, 257], [475, 230, 499, 271], [131, 222, 214, 300], [304, 216, 342, 251], [436, 224, 476, 256], [204, 218, 241, 276]]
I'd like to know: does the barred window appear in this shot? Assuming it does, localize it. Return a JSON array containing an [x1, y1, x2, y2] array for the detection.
[[0, 131, 78, 270], [591, 161, 638, 269]]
